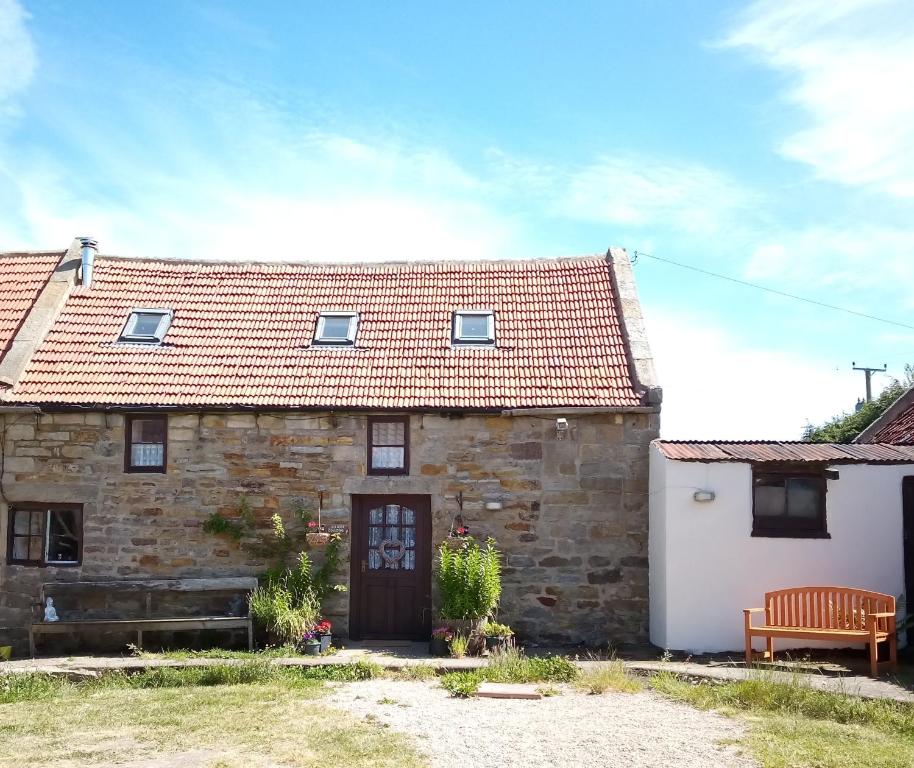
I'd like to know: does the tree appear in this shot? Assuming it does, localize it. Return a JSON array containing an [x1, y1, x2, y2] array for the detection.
[[803, 364, 914, 443]]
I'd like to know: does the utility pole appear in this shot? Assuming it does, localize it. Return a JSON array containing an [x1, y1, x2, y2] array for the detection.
[[852, 362, 887, 403]]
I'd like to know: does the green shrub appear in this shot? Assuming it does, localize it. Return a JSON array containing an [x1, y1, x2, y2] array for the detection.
[[448, 634, 468, 658], [485, 648, 579, 684], [435, 538, 502, 620], [576, 661, 641, 694], [441, 671, 483, 697], [0, 673, 70, 703]]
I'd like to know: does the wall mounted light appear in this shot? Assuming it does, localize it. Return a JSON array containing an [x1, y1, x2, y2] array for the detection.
[[556, 417, 569, 440], [692, 490, 716, 503]]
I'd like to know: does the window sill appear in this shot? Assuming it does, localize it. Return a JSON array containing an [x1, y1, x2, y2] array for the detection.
[[751, 530, 831, 540], [367, 470, 409, 477]]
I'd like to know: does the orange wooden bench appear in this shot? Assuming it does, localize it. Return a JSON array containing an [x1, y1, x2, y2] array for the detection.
[[744, 586, 897, 677]]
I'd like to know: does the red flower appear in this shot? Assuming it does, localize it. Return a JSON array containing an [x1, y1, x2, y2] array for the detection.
[[308, 520, 318, 528]]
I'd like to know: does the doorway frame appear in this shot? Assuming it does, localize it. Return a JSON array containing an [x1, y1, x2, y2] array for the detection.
[[349, 494, 432, 641]]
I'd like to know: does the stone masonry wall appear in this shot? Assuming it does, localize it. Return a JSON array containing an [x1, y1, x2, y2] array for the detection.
[[0, 409, 657, 650]]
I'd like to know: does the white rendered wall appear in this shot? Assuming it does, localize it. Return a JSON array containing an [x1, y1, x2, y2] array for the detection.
[[649, 444, 911, 653]]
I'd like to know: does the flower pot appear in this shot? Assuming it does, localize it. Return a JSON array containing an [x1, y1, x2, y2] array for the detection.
[[300, 641, 321, 656], [0, 646, 11, 662], [429, 636, 450, 657], [306, 532, 331, 547], [484, 636, 513, 652], [319, 633, 332, 654]]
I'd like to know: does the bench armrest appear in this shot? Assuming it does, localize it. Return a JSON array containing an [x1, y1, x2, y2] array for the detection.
[[743, 607, 765, 614]]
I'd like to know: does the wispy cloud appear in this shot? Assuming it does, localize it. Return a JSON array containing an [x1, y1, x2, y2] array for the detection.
[[0, 0, 35, 117], [723, 0, 914, 197]]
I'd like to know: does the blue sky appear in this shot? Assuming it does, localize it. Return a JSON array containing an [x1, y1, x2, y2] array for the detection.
[[1, 0, 913, 438]]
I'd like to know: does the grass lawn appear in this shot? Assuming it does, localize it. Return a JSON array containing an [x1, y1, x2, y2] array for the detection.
[[0, 665, 424, 768], [650, 670, 914, 768]]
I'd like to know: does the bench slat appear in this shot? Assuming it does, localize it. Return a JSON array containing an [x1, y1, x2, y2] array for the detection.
[[32, 617, 251, 634], [41, 578, 258, 595]]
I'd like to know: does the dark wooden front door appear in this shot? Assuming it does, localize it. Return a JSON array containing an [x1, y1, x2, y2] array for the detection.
[[350, 495, 431, 641], [904, 477, 914, 644]]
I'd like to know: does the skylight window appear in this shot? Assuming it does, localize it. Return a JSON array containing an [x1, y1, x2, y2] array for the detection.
[[118, 309, 173, 344], [314, 312, 358, 346], [452, 310, 495, 345]]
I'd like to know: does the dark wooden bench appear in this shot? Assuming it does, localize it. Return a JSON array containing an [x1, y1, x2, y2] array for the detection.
[[744, 586, 898, 677], [30, 577, 257, 657]]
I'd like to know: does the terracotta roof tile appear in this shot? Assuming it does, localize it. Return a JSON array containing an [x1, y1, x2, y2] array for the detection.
[[654, 440, 914, 464], [0, 251, 63, 364], [3, 254, 645, 409], [869, 403, 914, 444]]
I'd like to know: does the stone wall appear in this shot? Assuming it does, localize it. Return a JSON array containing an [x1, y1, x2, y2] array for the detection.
[[0, 409, 657, 650]]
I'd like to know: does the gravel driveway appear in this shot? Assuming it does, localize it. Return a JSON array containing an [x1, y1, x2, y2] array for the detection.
[[327, 680, 757, 768]]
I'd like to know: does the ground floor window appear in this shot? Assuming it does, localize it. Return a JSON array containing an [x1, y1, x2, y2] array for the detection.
[[752, 467, 828, 538], [6, 503, 83, 566]]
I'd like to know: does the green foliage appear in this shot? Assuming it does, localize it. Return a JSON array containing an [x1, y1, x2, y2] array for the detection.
[[435, 537, 502, 620], [575, 661, 641, 694], [391, 664, 437, 681], [481, 621, 513, 637], [440, 670, 483, 697], [296, 660, 382, 681], [249, 567, 320, 645], [202, 512, 245, 540], [448, 633, 468, 658], [439, 649, 580, 697], [484, 648, 579, 684], [803, 365, 913, 442], [0, 673, 69, 703], [650, 671, 914, 736]]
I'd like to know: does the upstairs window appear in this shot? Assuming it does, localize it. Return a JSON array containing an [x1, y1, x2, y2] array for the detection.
[[314, 312, 358, 346], [752, 467, 828, 538], [368, 416, 409, 475], [119, 309, 173, 344], [7, 503, 83, 566], [126, 415, 167, 473], [452, 310, 495, 345]]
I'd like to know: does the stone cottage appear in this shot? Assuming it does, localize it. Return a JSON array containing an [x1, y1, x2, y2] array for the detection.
[[0, 238, 660, 651]]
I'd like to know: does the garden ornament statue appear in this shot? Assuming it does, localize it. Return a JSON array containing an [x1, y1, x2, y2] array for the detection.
[[44, 597, 59, 622]]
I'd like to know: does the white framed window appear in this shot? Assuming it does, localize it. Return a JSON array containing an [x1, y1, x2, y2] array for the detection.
[[452, 310, 495, 345], [314, 312, 359, 346], [119, 309, 173, 344]]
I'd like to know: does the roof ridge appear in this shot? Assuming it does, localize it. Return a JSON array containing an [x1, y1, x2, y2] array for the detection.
[[86, 252, 613, 269]]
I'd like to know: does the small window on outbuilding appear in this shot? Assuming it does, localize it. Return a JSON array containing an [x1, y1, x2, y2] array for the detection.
[[314, 312, 358, 346], [752, 466, 828, 538], [119, 309, 173, 344], [125, 415, 167, 473], [452, 310, 495, 345], [368, 416, 409, 475], [7, 504, 83, 566]]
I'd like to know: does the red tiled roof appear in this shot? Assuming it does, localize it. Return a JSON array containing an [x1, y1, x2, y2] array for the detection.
[[867, 402, 914, 444], [3, 254, 646, 409], [654, 440, 914, 464], [0, 251, 63, 364]]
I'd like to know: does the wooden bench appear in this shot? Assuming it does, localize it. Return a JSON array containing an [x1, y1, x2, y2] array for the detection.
[[744, 586, 898, 677], [30, 577, 257, 658]]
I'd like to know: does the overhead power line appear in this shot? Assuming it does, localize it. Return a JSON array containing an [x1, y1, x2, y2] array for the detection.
[[631, 250, 914, 332]]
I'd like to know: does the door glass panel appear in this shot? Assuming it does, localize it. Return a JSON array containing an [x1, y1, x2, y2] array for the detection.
[[363, 502, 419, 572]]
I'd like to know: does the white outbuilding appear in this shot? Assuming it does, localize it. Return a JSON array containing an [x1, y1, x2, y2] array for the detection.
[[649, 440, 914, 653]]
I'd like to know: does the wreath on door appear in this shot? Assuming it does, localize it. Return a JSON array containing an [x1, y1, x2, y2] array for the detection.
[[379, 538, 406, 565]]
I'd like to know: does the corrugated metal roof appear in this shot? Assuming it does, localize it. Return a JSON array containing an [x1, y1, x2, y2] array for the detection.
[[654, 440, 914, 464]]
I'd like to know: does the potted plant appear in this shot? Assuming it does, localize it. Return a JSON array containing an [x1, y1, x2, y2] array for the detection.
[[305, 520, 331, 547], [482, 621, 514, 652], [435, 537, 502, 654], [315, 619, 332, 653], [430, 626, 453, 657], [299, 630, 321, 655]]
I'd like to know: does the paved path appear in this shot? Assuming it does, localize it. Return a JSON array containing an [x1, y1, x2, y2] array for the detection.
[[3, 646, 913, 703]]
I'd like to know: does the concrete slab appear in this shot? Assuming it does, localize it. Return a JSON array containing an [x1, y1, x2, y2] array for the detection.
[[476, 682, 542, 700]]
